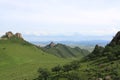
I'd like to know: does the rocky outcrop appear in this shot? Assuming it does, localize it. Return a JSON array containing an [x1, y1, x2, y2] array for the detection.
[[1, 31, 23, 40], [44, 42, 56, 48], [109, 31, 120, 45], [15, 33, 23, 39], [6, 31, 14, 38], [104, 75, 112, 80], [49, 42, 56, 47], [96, 78, 103, 80]]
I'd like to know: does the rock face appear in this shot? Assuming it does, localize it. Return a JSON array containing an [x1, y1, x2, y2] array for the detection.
[[44, 42, 56, 48], [1, 31, 23, 40], [6, 31, 14, 38], [109, 31, 120, 45], [48, 42, 56, 48], [15, 33, 23, 39]]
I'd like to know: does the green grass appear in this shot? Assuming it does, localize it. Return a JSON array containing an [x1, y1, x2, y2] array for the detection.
[[78, 57, 120, 80], [0, 39, 71, 80], [42, 44, 89, 58], [2, 37, 119, 80]]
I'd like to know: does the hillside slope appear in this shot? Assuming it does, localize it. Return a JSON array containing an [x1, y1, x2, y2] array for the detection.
[[85, 31, 120, 62], [0, 32, 69, 80], [77, 31, 120, 80], [41, 42, 89, 58]]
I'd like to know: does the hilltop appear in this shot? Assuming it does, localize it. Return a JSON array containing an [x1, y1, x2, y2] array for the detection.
[[41, 42, 90, 58], [0, 31, 70, 80], [1, 31, 23, 40]]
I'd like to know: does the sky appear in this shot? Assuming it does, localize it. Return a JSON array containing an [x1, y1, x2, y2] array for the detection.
[[0, 0, 120, 41]]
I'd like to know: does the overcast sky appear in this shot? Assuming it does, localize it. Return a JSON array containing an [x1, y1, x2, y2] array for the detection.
[[0, 0, 120, 40]]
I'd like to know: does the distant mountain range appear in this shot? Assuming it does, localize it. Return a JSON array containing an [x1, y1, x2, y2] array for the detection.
[[31, 40, 109, 52], [23, 34, 113, 42], [31, 40, 109, 46]]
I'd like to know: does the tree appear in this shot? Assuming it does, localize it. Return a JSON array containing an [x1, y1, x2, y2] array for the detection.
[[51, 65, 62, 74], [66, 72, 81, 80], [70, 60, 80, 71], [62, 64, 72, 73], [37, 68, 50, 80], [107, 52, 116, 61]]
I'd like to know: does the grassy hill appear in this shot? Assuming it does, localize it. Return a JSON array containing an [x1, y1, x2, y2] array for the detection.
[[2, 31, 120, 80], [79, 31, 120, 80], [84, 31, 120, 62], [0, 36, 71, 80], [41, 42, 89, 58]]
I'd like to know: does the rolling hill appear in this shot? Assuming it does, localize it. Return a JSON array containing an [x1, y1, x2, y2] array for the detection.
[[0, 32, 71, 80], [41, 42, 90, 58], [1, 31, 120, 80]]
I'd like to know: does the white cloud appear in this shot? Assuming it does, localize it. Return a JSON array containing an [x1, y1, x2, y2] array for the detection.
[[1, 7, 120, 26], [24, 31, 49, 36], [0, 0, 120, 38]]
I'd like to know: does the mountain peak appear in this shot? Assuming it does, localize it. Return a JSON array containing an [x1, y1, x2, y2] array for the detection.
[[45, 42, 56, 48], [109, 31, 120, 45], [49, 42, 56, 48], [43, 42, 89, 58], [92, 44, 104, 54]]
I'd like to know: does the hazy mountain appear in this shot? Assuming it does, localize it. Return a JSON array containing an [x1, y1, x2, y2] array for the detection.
[[31, 40, 109, 52], [41, 42, 90, 58], [23, 34, 112, 42]]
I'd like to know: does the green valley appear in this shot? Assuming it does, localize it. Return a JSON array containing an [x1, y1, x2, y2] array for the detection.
[[0, 31, 120, 80], [34, 31, 120, 80]]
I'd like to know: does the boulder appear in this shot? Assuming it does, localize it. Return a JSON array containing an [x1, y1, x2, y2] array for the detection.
[[104, 75, 112, 80], [15, 33, 23, 39], [6, 31, 14, 38], [96, 78, 103, 80]]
